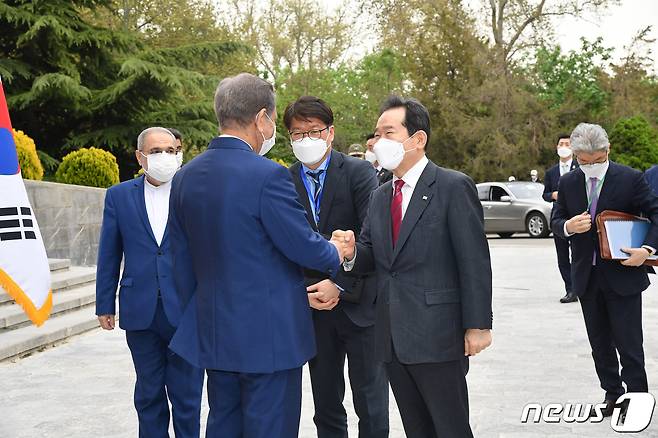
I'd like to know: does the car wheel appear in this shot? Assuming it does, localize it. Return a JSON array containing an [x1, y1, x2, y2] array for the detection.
[[526, 212, 549, 238], [498, 232, 514, 238]]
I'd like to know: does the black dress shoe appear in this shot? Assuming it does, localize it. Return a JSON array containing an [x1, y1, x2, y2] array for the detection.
[[591, 399, 616, 418], [560, 293, 578, 303]]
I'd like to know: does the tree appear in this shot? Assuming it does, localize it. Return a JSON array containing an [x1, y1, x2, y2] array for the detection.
[[609, 116, 658, 171], [0, 0, 245, 179], [482, 0, 616, 74], [219, 0, 359, 82]]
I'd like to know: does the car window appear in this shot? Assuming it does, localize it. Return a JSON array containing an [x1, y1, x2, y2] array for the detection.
[[477, 185, 489, 201], [507, 183, 544, 199], [490, 186, 509, 202]]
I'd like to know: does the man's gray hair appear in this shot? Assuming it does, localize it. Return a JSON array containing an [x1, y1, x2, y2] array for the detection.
[[570, 123, 610, 154], [214, 73, 275, 130], [137, 127, 176, 151]]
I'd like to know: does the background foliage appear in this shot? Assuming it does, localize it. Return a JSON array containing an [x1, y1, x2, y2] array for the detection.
[[55, 147, 120, 188], [13, 129, 43, 180], [1, 0, 657, 181]]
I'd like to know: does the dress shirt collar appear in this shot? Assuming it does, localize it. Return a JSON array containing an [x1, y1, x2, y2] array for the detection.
[[392, 155, 429, 190], [144, 176, 171, 190], [219, 134, 253, 151], [560, 158, 573, 169]]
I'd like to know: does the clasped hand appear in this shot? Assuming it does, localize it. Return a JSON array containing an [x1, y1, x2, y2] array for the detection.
[[329, 229, 355, 261]]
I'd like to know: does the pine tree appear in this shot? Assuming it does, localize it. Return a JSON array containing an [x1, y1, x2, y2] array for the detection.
[[0, 0, 244, 179]]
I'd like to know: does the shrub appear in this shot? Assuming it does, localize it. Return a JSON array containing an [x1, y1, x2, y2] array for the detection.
[[12, 129, 44, 180], [609, 116, 658, 171], [55, 147, 120, 188]]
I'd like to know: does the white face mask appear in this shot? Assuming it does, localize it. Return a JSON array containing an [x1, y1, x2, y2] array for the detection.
[[580, 161, 608, 180], [291, 136, 329, 165], [258, 112, 276, 156], [364, 150, 377, 164], [557, 146, 572, 159], [141, 152, 179, 183], [373, 136, 416, 171], [176, 152, 183, 168]]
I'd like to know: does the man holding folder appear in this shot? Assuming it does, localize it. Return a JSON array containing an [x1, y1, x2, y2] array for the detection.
[[551, 123, 658, 416]]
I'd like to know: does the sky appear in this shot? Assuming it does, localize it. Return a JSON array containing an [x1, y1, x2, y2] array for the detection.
[[551, 0, 658, 70]]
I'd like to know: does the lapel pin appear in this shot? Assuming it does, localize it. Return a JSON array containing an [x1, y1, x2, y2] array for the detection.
[[422, 195, 428, 201]]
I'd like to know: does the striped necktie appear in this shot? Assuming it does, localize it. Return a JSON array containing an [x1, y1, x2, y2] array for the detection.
[[306, 169, 325, 222]]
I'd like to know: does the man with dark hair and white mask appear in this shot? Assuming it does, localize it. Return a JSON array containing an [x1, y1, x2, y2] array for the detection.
[[96, 127, 204, 437], [543, 134, 580, 303], [284, 95, 388, 438]]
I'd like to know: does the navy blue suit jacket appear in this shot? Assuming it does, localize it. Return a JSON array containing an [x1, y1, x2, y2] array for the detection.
[[96, 176, 182, 331], [645, 165, 658, 196], [542, 160, 578, 203], [551, 162, 658, 296], [290, 150, 379, 327], [168, 136, 341, 373]]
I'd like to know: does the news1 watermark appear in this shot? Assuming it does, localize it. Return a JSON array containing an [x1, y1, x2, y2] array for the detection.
[[521, 393, 656, 433]]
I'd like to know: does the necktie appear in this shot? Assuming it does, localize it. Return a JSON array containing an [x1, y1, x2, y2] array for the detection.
[[588, 177, 599, 265], [391, 179, 405, 246], [562, 164, 568, 176], [306, 170, 325, 223]]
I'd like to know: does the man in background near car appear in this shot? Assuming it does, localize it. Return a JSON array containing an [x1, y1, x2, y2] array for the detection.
[[543, 133, 579, 303]]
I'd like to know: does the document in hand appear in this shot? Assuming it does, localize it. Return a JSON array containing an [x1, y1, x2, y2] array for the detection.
[[596, 210, 658, 266]]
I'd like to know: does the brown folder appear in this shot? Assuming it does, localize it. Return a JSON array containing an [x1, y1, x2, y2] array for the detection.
[[596, 210, 658, 266]]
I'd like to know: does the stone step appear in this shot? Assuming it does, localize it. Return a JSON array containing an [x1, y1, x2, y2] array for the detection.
[[0, 308, 100, 361], [0, 284, 96, 329], [0, 266, 96, 305], [48, 258, 71, 272]]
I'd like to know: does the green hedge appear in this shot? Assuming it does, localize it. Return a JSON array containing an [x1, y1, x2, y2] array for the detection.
[[13, 129, 44, 180], [55, 147, 120, 188]]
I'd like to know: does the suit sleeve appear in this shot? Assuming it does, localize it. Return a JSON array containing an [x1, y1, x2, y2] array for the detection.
[[632, 171, 658, 249], [448, 175, 493, 329], [332, 161, 378, 302], [542, 168, 554, 203], [169, 175, 197, 309], [261, 165, 341, 275], [551, 176, 570, 240], [95, 189, 122, 316]]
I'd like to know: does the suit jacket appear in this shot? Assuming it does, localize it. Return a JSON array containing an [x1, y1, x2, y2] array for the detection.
[[289, 150, 379, 327], [543, 160, 578, 203], [167, 136, 341, 373], [376, 167, 393, 186], [645, 165, 658, 196], [350, 160, 493, 364], [551, 161, 658, 296], [95, 176, 182, 331]]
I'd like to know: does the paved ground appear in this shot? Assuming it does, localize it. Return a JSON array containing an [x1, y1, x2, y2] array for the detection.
[[2, 236, 658, 437]]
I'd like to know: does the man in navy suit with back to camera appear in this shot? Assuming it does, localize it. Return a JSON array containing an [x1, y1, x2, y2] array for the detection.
[[167, 73, 351, 438], [96, 127, 204, 437], [544, 133, 580, 303], [552, 123, 658, 417]]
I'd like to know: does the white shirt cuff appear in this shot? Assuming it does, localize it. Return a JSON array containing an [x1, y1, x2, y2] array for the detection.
[[641, 245, 656, 256], [563, 222, 574, 237], [342, 247, 357, 271]]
